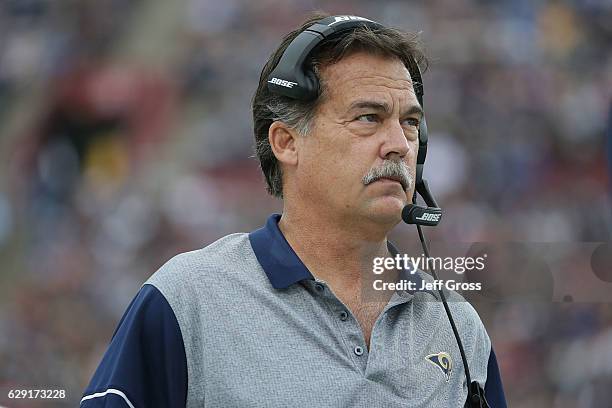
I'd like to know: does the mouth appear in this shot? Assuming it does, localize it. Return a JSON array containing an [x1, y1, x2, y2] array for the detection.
[[374, 176, 407, 191]]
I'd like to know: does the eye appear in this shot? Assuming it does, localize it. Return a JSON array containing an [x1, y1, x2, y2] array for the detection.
[[401, 118, 420, 127], [355, 114, 379, 123]]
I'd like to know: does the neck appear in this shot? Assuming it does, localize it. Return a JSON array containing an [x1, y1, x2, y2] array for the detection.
[[278, 203, 393, 293]]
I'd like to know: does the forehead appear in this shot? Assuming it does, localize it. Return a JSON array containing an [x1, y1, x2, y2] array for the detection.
[[318, 52, 417, 105]]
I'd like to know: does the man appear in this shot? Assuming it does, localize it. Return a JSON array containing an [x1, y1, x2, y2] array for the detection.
[[81, 14, 506, 407]]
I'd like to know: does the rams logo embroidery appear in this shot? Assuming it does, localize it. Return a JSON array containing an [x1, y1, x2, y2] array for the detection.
[[426, 352, 453, 382]]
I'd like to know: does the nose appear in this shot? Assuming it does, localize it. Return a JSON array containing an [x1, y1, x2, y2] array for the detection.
[[380, 120, 410, 160]]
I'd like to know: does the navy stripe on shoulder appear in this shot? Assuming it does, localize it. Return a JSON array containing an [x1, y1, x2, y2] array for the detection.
[[81, 284, 187, 407], [484, 346, 507, 408]]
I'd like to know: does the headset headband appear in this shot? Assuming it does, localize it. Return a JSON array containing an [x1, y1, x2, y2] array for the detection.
[[267, 15, 424, 106]]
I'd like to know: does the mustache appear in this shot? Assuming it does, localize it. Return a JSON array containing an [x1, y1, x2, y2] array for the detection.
[[362, 159, 414, 192]]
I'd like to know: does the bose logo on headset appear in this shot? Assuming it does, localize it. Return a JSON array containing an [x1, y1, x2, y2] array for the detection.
[[415, 213, 441, 222], [268, 77, 298, 88], [328, 15, 373, 26]]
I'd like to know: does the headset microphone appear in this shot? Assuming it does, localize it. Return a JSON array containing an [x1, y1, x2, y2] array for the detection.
[[267, 15, 489, 408], [402, 179, 442, 226]]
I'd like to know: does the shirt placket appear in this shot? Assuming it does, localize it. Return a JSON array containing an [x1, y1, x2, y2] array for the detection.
[[307, 279, 414, 374]]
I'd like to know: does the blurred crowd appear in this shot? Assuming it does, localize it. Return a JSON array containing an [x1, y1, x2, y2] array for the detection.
[[0, 0, 611, 406]]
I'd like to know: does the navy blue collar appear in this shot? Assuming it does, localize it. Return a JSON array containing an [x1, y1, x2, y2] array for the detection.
[[249, 214, 423, 292], [249, 214, 313, 289]]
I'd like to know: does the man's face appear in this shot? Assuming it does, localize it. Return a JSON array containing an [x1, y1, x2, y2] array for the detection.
[[294, 52, 422, 227]]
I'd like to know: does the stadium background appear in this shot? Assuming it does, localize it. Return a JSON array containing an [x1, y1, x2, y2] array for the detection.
[[0, 0, 611, 406]]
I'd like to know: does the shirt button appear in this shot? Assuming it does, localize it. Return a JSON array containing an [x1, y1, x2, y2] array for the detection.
[[339, 311, 348, 321], [314, 283, 324, 292], [354, 346, 364, 356]]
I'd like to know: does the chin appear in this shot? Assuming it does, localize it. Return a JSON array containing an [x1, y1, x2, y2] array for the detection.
[[363, 196, 406, 225]]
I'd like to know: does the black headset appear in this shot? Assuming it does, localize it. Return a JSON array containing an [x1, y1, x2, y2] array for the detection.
[[267, 15, 489, 408], [267, 14, 442, 226]]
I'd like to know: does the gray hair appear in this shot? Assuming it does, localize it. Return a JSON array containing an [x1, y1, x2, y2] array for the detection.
[[362, 159, 414, 192]]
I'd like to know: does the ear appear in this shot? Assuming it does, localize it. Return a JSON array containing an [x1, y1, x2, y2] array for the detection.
[[269, 121, 299, 166]]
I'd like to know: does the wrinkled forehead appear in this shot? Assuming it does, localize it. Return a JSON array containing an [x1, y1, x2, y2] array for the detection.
[[318, 53, 419, 109]]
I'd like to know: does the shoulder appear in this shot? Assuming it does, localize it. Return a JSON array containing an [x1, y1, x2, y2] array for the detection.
[[146, 232, 259, 294], [144, 232, 272, 320], [81, 284, 187, 407], [150, 232, 252, 280]]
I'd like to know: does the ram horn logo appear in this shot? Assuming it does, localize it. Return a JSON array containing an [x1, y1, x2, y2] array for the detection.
[[426, 352, 452, 382]]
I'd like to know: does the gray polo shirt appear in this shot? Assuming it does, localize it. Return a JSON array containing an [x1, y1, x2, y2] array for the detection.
[[81, 214, 506, 407]]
